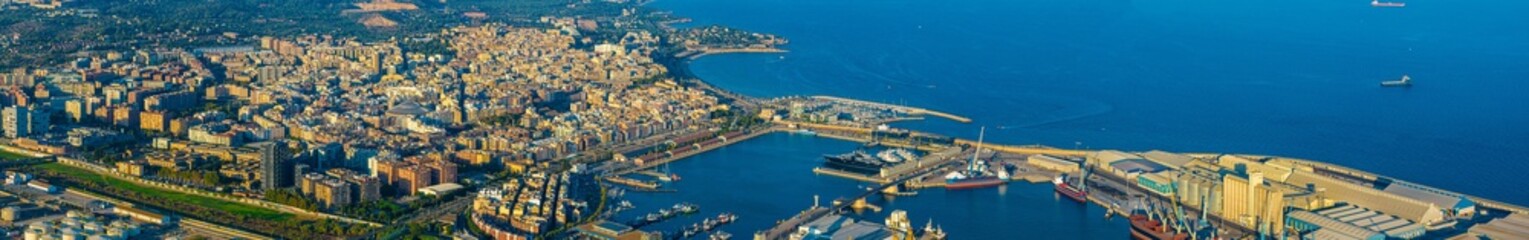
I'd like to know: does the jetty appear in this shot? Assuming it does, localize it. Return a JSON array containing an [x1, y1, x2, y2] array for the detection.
[[810, 96, 972, 123]]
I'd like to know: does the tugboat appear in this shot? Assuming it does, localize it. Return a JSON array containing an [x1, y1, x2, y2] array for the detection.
[[1381, 75, 1412, 87], [945, 127, 1007, 190]]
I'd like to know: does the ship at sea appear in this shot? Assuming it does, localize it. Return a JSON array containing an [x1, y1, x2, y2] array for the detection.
[[823, 150, 886, 175], [1371, 0, 1406, 7], [1381, 75, 1412, 87], [945, 127, 1007, 190], [1053, 172, 1088, 203]]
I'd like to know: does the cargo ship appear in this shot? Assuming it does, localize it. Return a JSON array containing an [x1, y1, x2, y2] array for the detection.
[[945, 127, 1007, 190], [1053, 175, 1088, 203], [1381, 75, 1412, 87], [823, 150, 886, 175], [1129, 213, 1190, 240], [1371, 0, 1405, 7]]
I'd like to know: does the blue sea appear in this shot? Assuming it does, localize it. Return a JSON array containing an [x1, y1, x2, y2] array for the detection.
[[651, 0, 1529, 203], [626, 0, 1529, 237]]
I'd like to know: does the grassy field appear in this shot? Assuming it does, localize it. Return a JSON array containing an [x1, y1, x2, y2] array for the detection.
[[35, 162, 296, 221], [0, 148, 35, 160]]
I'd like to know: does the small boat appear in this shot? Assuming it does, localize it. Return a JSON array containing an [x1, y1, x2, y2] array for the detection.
[[1371, 0, 1405, 7], [675, 202, 699, 213], [876, 150, 904, 163], [1381, 75, 1412, 87], [718, 212, 737, 223], [894, 149, 918, 162], [709, 231, 733, 240]]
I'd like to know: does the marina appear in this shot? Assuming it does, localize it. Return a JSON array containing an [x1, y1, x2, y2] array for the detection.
[[671, 212, 737, 239], [627, 202, 701, 228]]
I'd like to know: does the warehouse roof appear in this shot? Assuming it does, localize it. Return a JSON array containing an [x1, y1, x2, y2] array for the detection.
[[1289, 210, 1384, 240], [1382, 182, 1473, 210]]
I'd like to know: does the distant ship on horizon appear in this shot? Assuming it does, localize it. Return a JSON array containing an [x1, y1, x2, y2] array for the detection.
[[1372, 0, 1406, 7]]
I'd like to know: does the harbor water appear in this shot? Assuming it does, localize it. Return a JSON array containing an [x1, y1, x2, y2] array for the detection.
[[616, 133, 1127, 238]]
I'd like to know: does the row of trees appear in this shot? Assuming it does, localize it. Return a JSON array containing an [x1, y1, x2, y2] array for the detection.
[[157, 169, 225, 187], [264, 189, 322, 211]]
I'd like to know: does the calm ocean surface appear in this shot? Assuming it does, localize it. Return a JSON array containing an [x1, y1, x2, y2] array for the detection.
[[628, 0, 1529, 237]]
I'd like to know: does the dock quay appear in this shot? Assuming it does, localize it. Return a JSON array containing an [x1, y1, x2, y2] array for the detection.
[[611, 126, 778, 176], [755, 207, 831, 239], [753, 96, 1529, 239], [636, 170, 674, 182], [953, 139, 1091, 156], [605, 176, 660, 189], [812, 143, 963, 184], [782, 120, 1091, 158], [809, 96, 972, 123]]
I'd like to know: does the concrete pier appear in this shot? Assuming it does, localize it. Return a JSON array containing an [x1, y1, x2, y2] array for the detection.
[[810, 96, 972, 123]]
